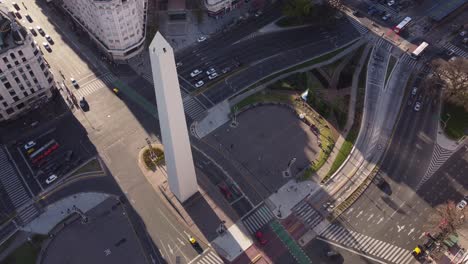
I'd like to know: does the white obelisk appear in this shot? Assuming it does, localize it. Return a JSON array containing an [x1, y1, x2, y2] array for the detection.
[[149, 32, 198, 202]]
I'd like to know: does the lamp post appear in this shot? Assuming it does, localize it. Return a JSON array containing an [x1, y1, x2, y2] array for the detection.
[[440, 113, 451, 129]]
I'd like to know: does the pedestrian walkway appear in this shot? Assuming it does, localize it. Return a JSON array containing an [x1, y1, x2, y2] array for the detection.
[[292, 200, 324, 231], [346, 16, 369, 35], [319, 224, 414, 264], [443, 42, 468, 58], [241, 203, 274, 234], [416, 144, 455, 191], [183, 96, 208, 121], [74, 73, 116, 98], [399, 54, 418, 69], [192, 249, 224, 264], [16, 203, 40, 227], [0, 146, 31, 210], [269, 221, 311, 264]]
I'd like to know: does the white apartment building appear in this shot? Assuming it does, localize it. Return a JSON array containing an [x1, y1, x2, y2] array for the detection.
[[205, 0, 242, 17], [0, 8, 54, 122], [62, 0, 148, 61]]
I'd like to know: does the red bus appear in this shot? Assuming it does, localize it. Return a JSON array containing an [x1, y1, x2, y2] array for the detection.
[[393, 17, 412, 34]]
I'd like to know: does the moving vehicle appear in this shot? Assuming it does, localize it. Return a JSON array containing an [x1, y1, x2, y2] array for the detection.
[[457, 199, 467, 210], [36, 25, 45, 36], [45, 35, 53, 44], [45, 174, 58, 184], [194, 80, 204, 88], [190, 69, 202, 77], [112, 88, 120, 95], [410, 42, 429, 59], [13, 2, 20, 10], [411, 87, 418, 96], [14, 11, 21, 19], [29, 27, 37, 36], [393, 17, 412, 34], [382, 13, 391, 21], [42, 42, 51, 52], [189, 236, 203, 254], [197, 36, 206, 42], [414, 102, 422, 111], [24, 141, 36, 150], [387, 0, 395, 6], [79, 97, 88, 109], [25, 14, 32, 22], [70, 78, 79, 88]]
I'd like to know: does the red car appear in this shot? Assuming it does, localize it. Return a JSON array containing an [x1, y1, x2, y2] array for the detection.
[[255, 231, 268, 246]]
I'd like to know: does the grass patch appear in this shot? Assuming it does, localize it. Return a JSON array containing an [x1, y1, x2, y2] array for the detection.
[[441, 101, 468, 140], [1, 235, 47, 264], [323, 125, 359, 181], [142, 147, 165, 171], [234, 91, 295, 111], [385, 56, 397, 86], [71, 158, 102, 176]]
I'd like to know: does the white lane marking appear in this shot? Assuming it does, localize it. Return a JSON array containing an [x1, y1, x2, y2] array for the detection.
[[408, 228, 415, 236], [356, 210, 363, 218], [346, 207, 354, 215], [397, 225, 405, 232], [377, 217, 384, 225], [317, 237, 388, 264], [367, 214, 374, 221]]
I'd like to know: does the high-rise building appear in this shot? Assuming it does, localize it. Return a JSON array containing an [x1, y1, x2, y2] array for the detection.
[[0, 8, 54, 122], [62, 0, 148, 61]]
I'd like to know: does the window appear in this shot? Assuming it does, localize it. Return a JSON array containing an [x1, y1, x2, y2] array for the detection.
[[0, 95, 3, 100], [40, 63, 45, 70], [18, 50, 23, 56], [10, 53, 16, 59], [26, 65, 31, 70], [13, 96, 19, 102], [17, 103, 25, 109], [15, 77, 20, 83], [23, 91, 28, 97], [14, 61, 19, 66], [30, 88, 35, 93], [22, 58, 26, 62], [2, 102, 8, 108], [11, 71, 17, 77], [26, 81, 31, 87], [6, 108, 14, 114], [18, 68, 24, 73], [33, 78, 38, 84], [22, 74, 27, 80], [2, 57, 8, 63], [33, 49, 39, 56], [29, 71, 35, 77], [7, 64, 11, 69], [47, 77, 53, 83], [4, 82, 11, 89], [9, 90, 16, 96], [19, 84, 24, 90]]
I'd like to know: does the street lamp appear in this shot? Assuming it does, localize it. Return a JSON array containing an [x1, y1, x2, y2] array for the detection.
[[282, 157, 296, 178], [440, 113, 451, 129]]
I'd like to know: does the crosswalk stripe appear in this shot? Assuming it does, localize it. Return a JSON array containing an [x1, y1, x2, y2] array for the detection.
[[402, 252, 415, 264], [342, 231, 356, 246], [381, 244, 398, 260], [330, 227, 346, 240], [389, 247, 405, 262], [361, 237, 376, 251], [375, 242, 392, 258], [369, 240, 385, 255], [322, 224, 338, 237]]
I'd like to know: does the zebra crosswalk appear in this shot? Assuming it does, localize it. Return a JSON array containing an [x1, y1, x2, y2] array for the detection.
[[347, 16, 369, 35], [193, 249, 224, 264], [241, 204, 274, 234], [74, 73, 116, 98], [183, 96, 207, 121], [0, 146, 31, 210], [416, 144, 454, 191], [16, 203, 39, 226], [399, 54, 418, 69], [443, 43, 468, 58], [319, 224, 414, 264]]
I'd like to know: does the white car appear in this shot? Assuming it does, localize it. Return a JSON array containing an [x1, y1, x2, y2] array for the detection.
[[411, 87, 418, 96], [70, 78, 79, 88], [45, 174, 58, 185], [194, 80, 204, 88], [45, 35, 53, 44], [29, 26, 37, 36], [446, 49, 454, 56], [24, 141, 36, 150], [190, 69, 202, 77], [382, 13, 391, 21], [197, 36, 206, 42], [414, 102, 421, 111], [460, 31, 466, 37], [206, 68, 216, 75], [457, 200, 467, 210], [208, 72, 218, 80], [387, 0, 395, 6], [36, 25, 44, 35]]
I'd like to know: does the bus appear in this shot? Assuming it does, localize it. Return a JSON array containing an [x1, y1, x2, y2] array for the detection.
[[410, 42, 429, 59], [393, 17, 412, 34]]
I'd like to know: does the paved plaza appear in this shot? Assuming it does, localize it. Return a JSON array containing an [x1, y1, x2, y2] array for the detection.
[[206, 105, 320, 198]]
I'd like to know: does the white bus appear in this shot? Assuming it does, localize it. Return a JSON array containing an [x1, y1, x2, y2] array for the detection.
[[410, 42, 429, 59], [393, 17, 412, 34]]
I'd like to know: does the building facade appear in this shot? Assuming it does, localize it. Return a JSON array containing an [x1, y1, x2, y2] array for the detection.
[[0, 8, 54, 122], [204, 0, 242, 17], [62, 0, 148, 61]]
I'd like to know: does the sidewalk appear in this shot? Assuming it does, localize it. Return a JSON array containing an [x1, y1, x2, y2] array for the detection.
[[20, 192, 110, 234], [314, 41, 373, 182]]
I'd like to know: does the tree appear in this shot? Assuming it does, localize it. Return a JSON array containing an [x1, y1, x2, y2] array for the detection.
[[431, 58, 468, 111], [282, 0, 313, 23], [326, 0, 344, 10], [424, 201, 466, 240]]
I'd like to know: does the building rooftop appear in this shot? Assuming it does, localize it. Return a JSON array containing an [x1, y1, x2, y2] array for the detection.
[[0, 5, 28, 54]]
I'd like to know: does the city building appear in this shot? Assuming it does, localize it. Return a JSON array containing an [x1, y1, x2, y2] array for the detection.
[[62, 0, 148, 61], [0, 8, 54, 122], [204, 0, 242, 18]]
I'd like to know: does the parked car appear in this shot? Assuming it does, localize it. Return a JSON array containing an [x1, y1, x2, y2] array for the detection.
[[197, 36, 206, 42], [25, 14, 32, 22], [190, 69, 202, 77], [206, 68, 216, 75], [382, 13, 392, 21], [457, 200, 467, 210], [194, 80, 204, 88], [12, 2, 20, 10], [414, 101, 422, 111], [411, 87, 418, 96], [45, 174, 58, 185], [14, 11, 21, 19], [208, 72, 218, 80], [24, 141, 36, 150], [387, 0, 395, 6]]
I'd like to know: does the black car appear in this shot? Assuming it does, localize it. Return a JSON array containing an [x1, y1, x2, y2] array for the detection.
[[14, 11, 22, 19], [25, 14, 33, 23], [79, 98, 89, 110], [13, 2, 20, 10]]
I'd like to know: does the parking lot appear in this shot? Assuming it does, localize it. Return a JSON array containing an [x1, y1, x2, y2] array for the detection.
[[205, 105, 320, 199]]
